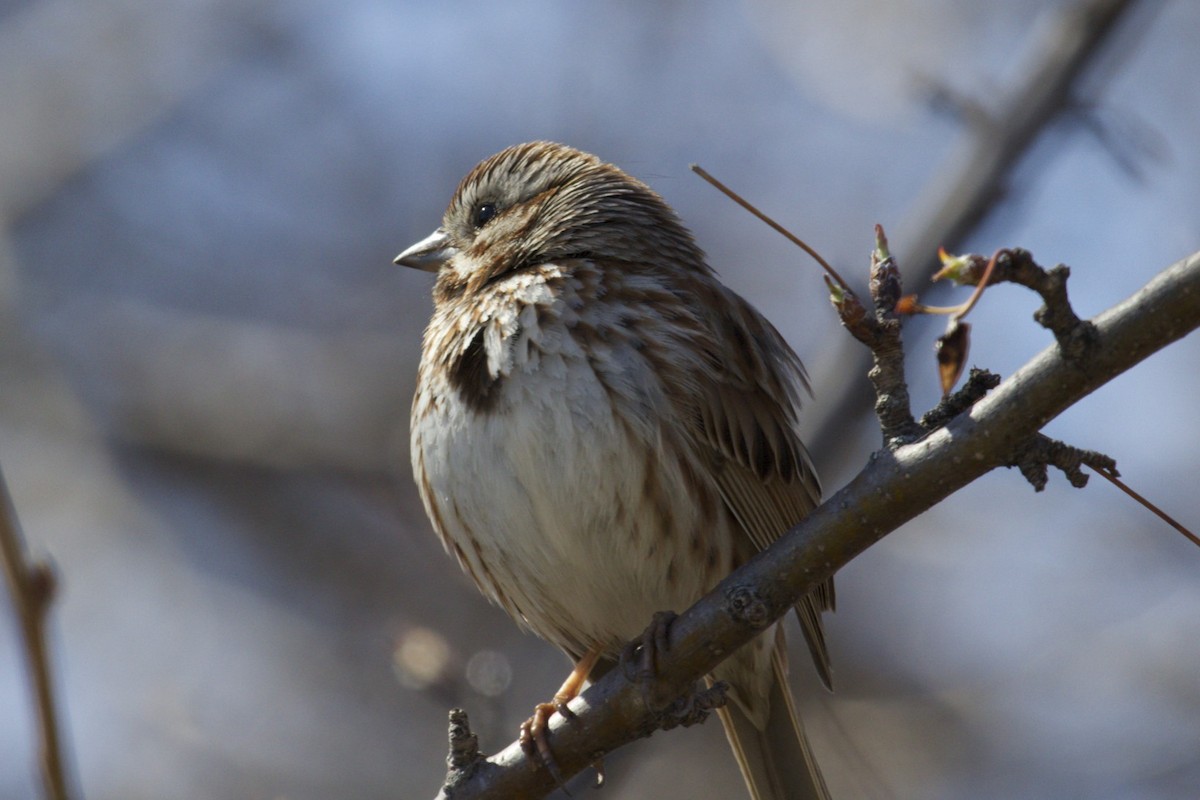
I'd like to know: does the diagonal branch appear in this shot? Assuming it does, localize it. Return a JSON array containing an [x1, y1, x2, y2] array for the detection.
[[436, 248, 1200, 799]]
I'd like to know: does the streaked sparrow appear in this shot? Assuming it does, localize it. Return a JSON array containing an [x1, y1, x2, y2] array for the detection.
[[397, 141, 833, 799]]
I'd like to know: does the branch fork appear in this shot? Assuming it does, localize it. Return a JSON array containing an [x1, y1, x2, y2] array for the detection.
[[831, 232, 1123, 498]]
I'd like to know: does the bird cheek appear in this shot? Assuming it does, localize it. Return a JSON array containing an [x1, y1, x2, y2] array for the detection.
[[463, 247, 520, 294], [433, 272, 467, 304]]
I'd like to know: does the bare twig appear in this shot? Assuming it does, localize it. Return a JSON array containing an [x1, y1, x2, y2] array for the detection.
[[922, 247, 1096, 392], [0, 467, 73, 800], [689, 164, 851, 291], [436, 249, 1200, 799], [1089, 465, 1199, 548], [442, 709, 486, 792], [919, 367, 1002, 430]]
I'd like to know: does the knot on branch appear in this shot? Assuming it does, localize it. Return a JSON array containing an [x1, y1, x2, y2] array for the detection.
[[725, 585, 771, 629], [1010, 433, 1117, 492]]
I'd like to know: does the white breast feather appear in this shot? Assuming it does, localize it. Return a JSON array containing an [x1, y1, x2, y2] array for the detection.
[[413, 268, 723, 656]]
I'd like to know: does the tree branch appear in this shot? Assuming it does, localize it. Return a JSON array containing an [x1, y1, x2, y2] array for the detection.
[[434, 247, 1200, 799]]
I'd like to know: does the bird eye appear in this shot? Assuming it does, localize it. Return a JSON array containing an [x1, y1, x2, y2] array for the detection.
[[473, 202, 498, 228]]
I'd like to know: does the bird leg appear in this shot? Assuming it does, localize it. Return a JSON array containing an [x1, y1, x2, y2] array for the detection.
[[519, 646, 602, 786]]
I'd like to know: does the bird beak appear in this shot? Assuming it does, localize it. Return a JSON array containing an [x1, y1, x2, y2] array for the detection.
[[394, 228, 456, 272]]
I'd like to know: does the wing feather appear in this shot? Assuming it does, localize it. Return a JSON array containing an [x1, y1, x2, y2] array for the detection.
[[681, 283, 835, 687]]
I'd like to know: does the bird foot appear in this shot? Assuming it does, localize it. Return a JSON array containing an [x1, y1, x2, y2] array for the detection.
[[517, 647, 601, 790], [620, 611, 728, 729], [620, 610, 678, 710], [519, 697, 575, 788]]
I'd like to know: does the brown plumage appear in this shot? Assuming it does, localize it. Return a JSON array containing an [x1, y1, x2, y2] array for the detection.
[[398, 141, 834, 799]]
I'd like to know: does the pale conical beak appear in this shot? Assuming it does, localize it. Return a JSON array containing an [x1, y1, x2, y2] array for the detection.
[[394, 228, 456, 272]]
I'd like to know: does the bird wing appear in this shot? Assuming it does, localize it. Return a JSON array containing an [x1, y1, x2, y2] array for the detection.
[[684, 282, 834, 687]]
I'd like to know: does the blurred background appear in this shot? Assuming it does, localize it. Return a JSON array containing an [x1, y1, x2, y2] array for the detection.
[[1, 0, 1197, 798]]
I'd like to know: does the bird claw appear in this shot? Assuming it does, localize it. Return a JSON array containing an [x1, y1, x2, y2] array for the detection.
[[659, 680, 729, 731], [519, 702, 569, 789], [517, 647, 601, 790]]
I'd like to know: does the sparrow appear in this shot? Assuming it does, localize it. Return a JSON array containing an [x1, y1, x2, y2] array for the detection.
[[397, 141, 833, 799]]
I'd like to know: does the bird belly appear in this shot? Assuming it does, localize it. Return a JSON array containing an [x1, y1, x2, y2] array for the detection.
[[414, 344, 733, 659]]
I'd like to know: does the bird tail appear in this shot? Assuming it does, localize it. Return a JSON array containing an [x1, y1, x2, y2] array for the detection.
[[714, 633, 831, 800]]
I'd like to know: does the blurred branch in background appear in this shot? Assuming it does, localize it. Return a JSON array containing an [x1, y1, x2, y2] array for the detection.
[[808, 0, 1158, 467], [0, 466, 75, 800], [44, 296, 410, 471], [0, 0, 409, 473], [0, 7, 270, 785], [0, 0, 263, 221], [0, 0, 1162, 478]]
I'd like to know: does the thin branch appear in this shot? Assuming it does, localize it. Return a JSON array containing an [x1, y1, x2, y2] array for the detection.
[[1090, 465, 1199, 548], [437, 250, 1200, 799], [0, 467, 73, 800], [689, 164, 851, 291], [901, 0, 1145, 275]]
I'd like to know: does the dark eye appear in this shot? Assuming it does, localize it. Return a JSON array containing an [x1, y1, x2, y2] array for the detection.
[[473, 202, 498, 228]]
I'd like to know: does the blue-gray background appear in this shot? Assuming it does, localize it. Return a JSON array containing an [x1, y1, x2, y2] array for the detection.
[[0, 1, 1197, 798]]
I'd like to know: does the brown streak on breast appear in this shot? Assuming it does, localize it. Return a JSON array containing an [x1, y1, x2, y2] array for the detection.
[[447, 325, 503, 413], [641, 446, 674, 543]]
